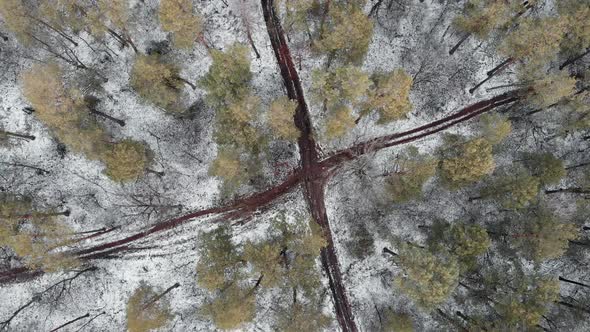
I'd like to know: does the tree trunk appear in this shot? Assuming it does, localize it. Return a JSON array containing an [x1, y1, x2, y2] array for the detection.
[[88, 109, 125, 127], [142, 282, 180, 310], [173, 76, 197, 90], [557, 301, 590, 315], [49, 313, 90, 332], [146, 169, 165, 177], [565, 161, 590, 170], [545, 188, 590, 195], [0, 162, 49, 175], [437, 309, 468, 332], [1, 130, 36, 141], [560, 48, 590, 70], [382, 247, 398, 256], [486, 58, 514, 77], [559, 276, 590, 289], [449, 33, 470, 55]]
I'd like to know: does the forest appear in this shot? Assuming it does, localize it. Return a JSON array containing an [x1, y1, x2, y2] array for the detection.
[[0, 0, 589, 331]]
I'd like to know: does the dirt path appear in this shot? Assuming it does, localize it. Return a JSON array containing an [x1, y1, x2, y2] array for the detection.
[[261, 1, 358, 330]]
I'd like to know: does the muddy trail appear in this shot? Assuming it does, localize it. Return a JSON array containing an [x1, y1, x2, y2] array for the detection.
[[261, 0, 358, 330], [0, 170, 302, 284]]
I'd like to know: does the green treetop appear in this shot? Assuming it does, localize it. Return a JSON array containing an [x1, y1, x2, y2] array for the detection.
[[453, 0, 512, 39], [439, 136, 495, 189], [315, 4, 373, 64], [524, 72, 577, 108], [478, 113, 512, 145], [395, 243, 459, 309], [159, 0, 203, 49], [558, 0, 590, 56], [365, 70, 413, 124], [311, 65, 370, 110], [243, 241, 284, 288], [208, 147, 248, 193], [325, 105, 356, 139], [22, 63, 107, 160], [203, 284, 256, 330], [200, 44, 252, 108], [126, 283, 173, 332], [499, 17, 567, 65], [268, 96, 300, 141], [381, 308, 415, 332], [214, 94, 264, 153], [0, 0, 32, 44], [130, 55, 184, 112], [494, 276, 559, 329], [0, 194, 78, 272], [386, 147, 437, 203], [274, 302, 331, 332], [196, 226, 242, 291], [479, 168, 540, 209], [513, 209, 579, 261], [104, 139, 150, 182], [521, 152, 566, 185], [448, 223, 491, 271]]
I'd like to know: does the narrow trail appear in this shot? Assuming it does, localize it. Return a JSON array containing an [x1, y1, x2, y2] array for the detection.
[[261, 1, 357, 330], [321, 90, 522, 168], [0, 170, 302, 284]]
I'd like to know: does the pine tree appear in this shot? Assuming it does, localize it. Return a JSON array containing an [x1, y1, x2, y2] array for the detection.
[[268, 96, 299, 141], [282, 0, 321, 34], [315, 4, 373, 64], [381, 308, 414, 332], [196, 226, 242, 291], [478, 168, 540, 209], [521, 152, 566, 185], [453, 0, 511, 40], [394, 244, 459, 309], [499, 17, 567, 65], [513, 210, 579, 261], [86, 0, 130, 38], [0, 194, 78, 272], [159, 0, 203, 49], [311, 65, 370, 109], [203, 284, 256, 330], [274, 302, 331, 332], [22, 63, 108, 160], [447, 223, 491, 271], [524, 72, 577, 108], [200, 44, 252, 108], [364, 70, 413, 124], [208, 149, 248, 195], [386, 148, 436, 203], [494, 276, 559, 329], [558, 0, 590, 56], [272, 216, 326, 296], [0, 0, 32, 44], [243, 241, 284, 288], [215, 94, 263, 153], [130, 55, 184, 112], [439, 136, 495, 189], [478, 113, 512, 145], [326, 105, 356, 139], [126, 283, 173, 332], [104, 139, 149, 182]]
